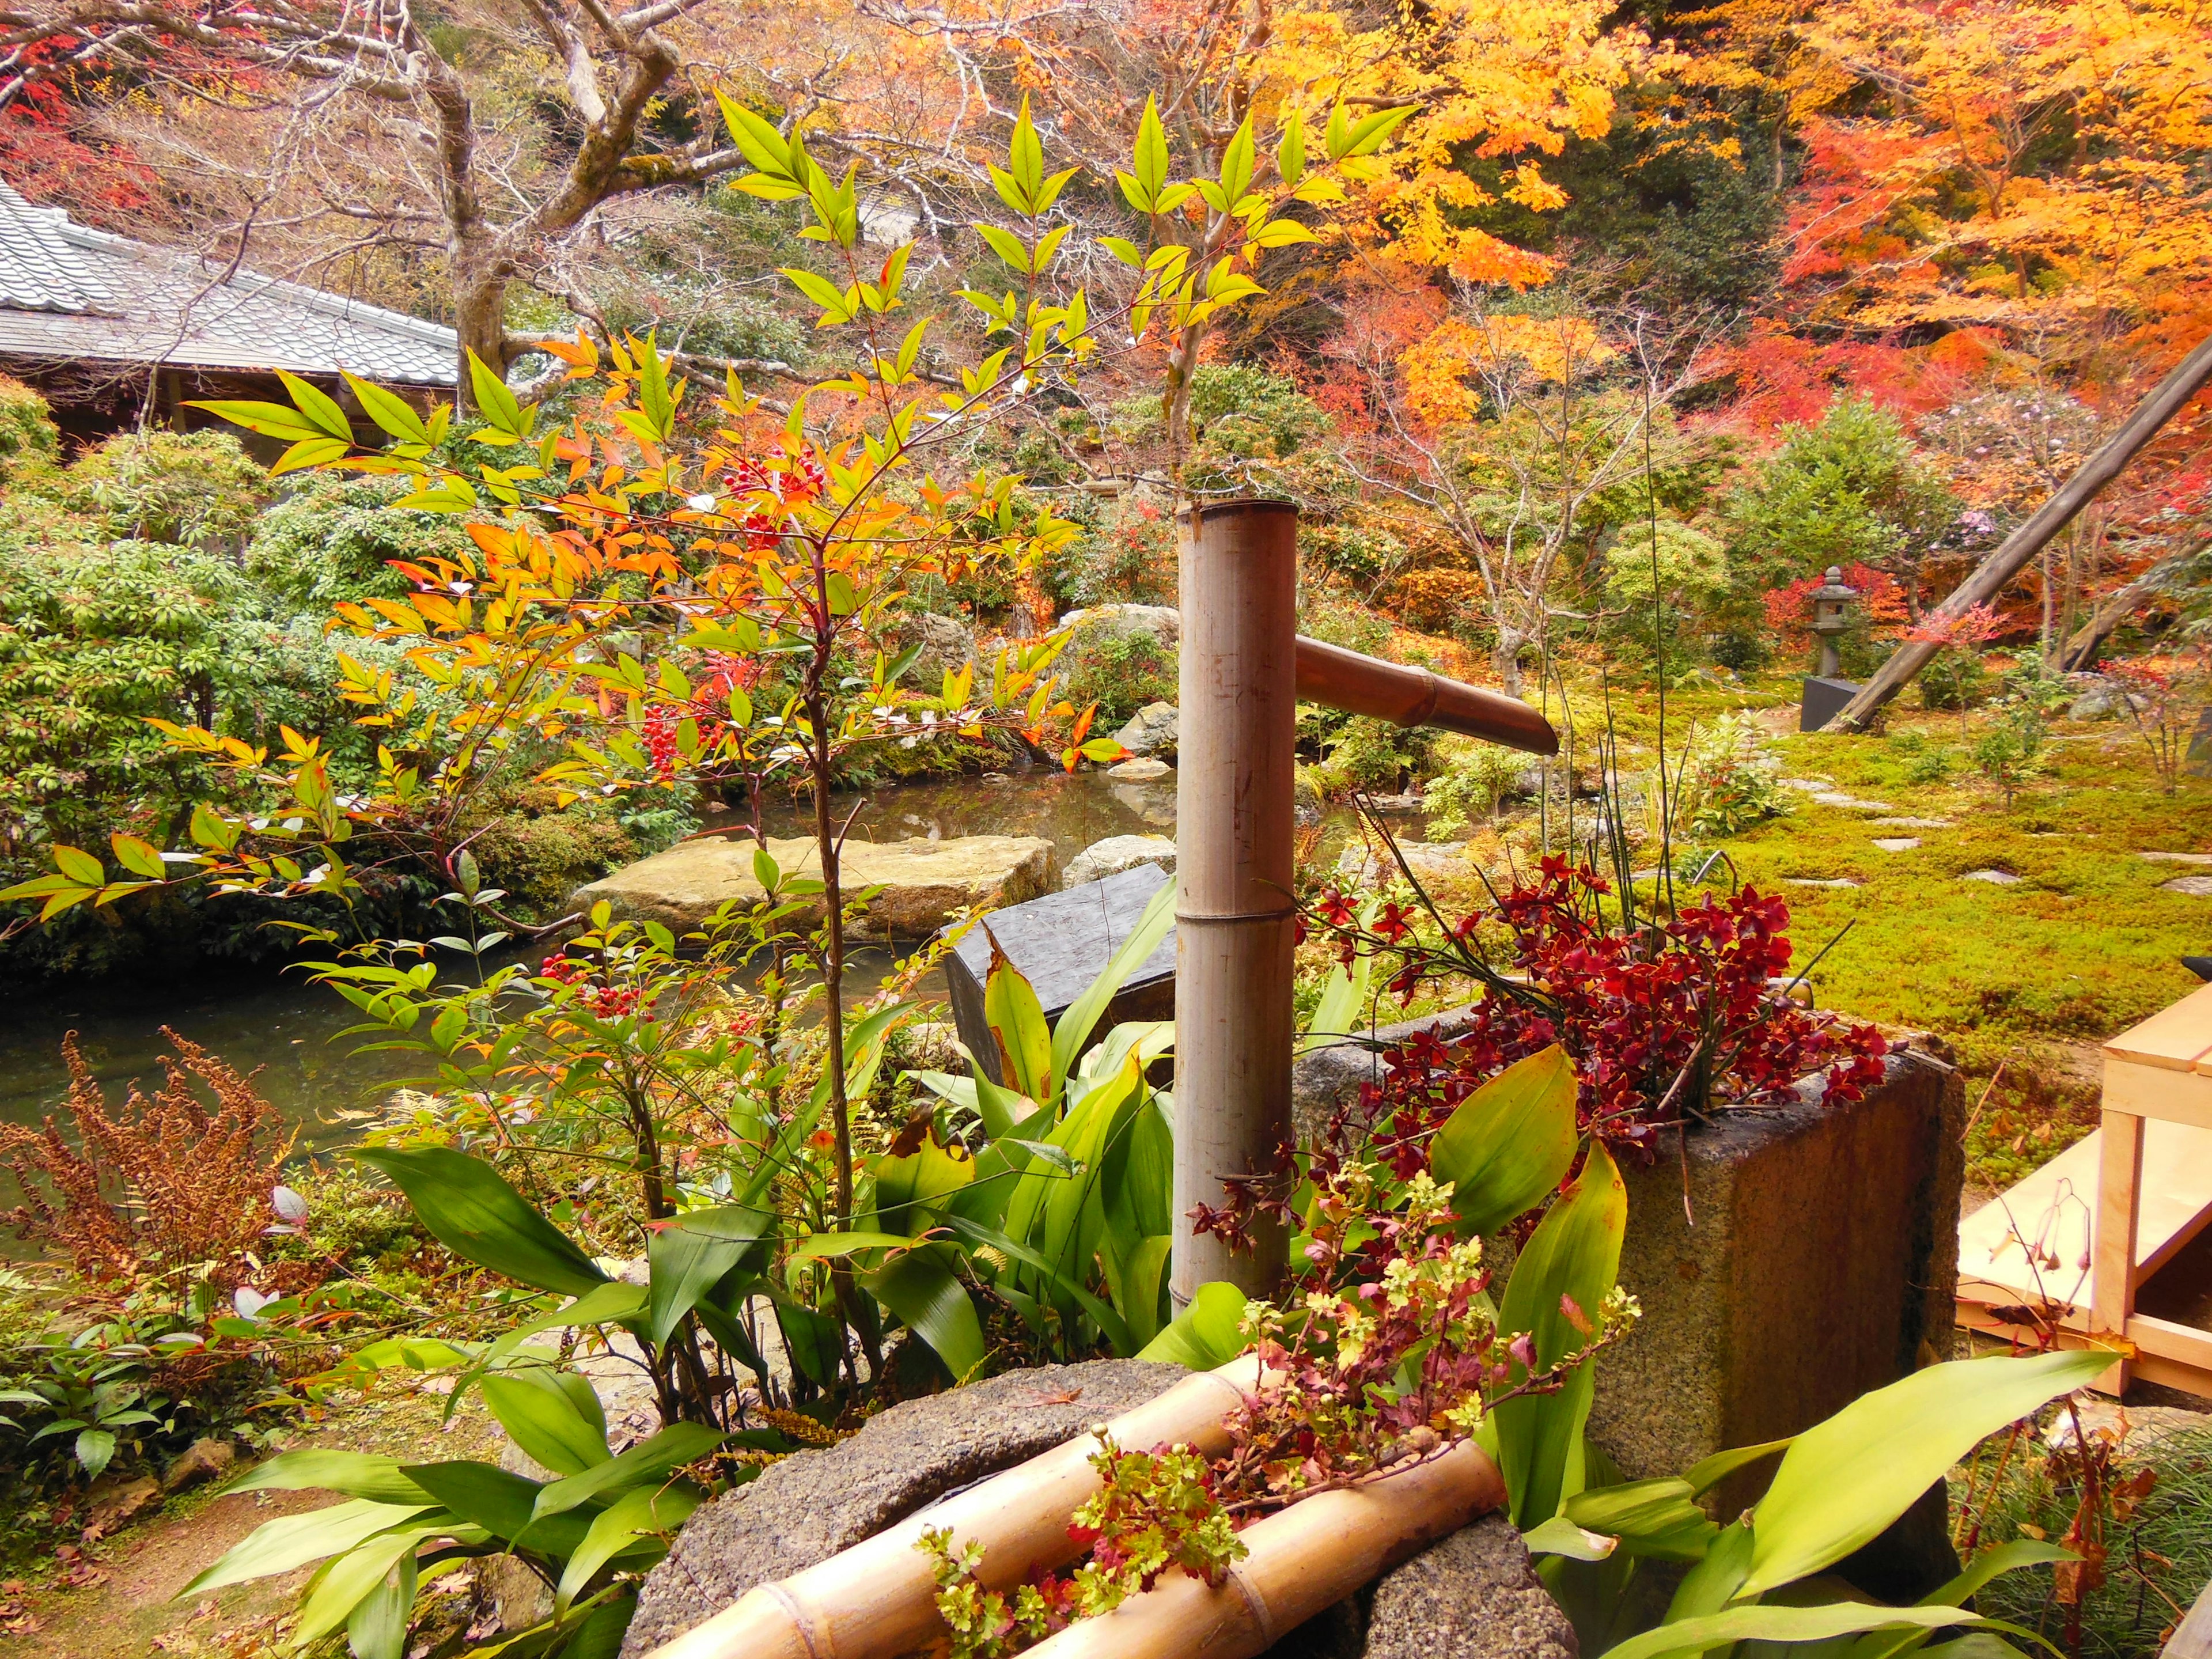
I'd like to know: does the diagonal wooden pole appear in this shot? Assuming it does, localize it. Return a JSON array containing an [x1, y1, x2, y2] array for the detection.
[[1829, 331, 2212, 731]]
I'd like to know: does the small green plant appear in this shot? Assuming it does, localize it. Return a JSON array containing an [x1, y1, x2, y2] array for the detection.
[[1423, 745, 1530, 838]]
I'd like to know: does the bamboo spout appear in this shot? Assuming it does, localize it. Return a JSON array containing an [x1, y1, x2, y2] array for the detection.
[[1019, 1440, 1508, 1659], [1293, 637, 1557, 756], [643, 1357, 1263, 1659]]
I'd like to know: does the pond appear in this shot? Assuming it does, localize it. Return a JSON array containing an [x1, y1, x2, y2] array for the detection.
[[0, 767, 1425, 1178]]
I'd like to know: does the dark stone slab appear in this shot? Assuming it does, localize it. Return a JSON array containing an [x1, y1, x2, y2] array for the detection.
[[944, 862, 1176, 1086], [1800, 676, 1864, 733]]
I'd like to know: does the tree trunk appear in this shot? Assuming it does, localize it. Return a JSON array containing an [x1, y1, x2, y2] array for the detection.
[[451, 259, 513, 406]]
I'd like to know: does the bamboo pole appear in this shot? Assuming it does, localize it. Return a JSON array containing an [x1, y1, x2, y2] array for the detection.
[[1294, 637, 1558, 755], [643, 1357, 1263, 1659], [1831, 332, 2212, 730], [1018, 1440, 1508, 1659], [1173, 499, 1301, 1305]]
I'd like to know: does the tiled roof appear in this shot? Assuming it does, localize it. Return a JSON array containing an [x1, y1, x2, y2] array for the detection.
[[0, 179, 457, 386]]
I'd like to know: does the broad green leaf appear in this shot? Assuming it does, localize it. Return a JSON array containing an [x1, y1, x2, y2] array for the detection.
[[1684, 1436, 1795, 1497], [346, 1545, 416, 1659], [276, 368, 354, 441], [52, 844, 104, 885], [1105, 1233, 1173, 1350], [294, 1527, 431, 1646], [866, 1251, 987, 1381], [1492, 1140, 1627, 1527], [983, 940, 1054, 1103], [1561, 1476, 1717, 1561], [1137, 1280, 1251, 1366], [184, 397, 328, 442], [872, 1139, 976, 1238], [465, 350, 525, 435], [1740, 1350, 2111, 1597], [1522, 1514, 1620, 1562], [353, 1146, 608, 1297], [343, 370, 431, 445], [647, 1205, 769, 1344], [75, 1427, 114, 1478], [555, 1483, 701, 1613], [1428, 1044, 1578, 1237], [1048, 877, 1176, 1088], [225, 1449, 434, 1506], [1603, 1603, 1997, 1659], [563, 1588, 641, 1659], [533, 1423, 726, 1520], [774, 1298, 845, 1388], [1666, 1517, 1755, 1622], [181, 1499, 433, 1596], [401, 1459, 541, 1541], [479, 1372, 610, 1476]]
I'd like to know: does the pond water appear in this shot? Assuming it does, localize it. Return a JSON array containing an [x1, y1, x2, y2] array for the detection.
[[0, 767, 1421, 1175]]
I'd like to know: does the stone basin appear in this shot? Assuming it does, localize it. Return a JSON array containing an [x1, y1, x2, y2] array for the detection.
[[571, 832, 1060, 942]]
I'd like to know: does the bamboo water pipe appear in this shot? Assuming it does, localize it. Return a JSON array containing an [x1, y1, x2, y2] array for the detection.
[[1171, 501, 1558, 1307], [645, 1355, 1263, 1659], [1293, 637, 1558, 756], [1020, 1440, 1507, 1659]]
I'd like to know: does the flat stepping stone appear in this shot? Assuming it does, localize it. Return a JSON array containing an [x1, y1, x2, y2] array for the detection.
[[2143, 851, 2212, 866], [1960, 870, 2023, 886], [2163, 876, 2212, 896], [1786, 877, 1863, 889], [1107, 757, 1171, 781], [1872, 817, 1953, 829], [1872, 838, 1921, 852], [1812, 793, 1895, 810], [1781, 777, 1834, 791]]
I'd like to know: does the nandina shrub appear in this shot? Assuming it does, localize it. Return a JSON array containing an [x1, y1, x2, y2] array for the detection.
[[1308, 857, 1888, 1166]]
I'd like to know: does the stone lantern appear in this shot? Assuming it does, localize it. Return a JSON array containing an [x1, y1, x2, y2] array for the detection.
[[1808, 566, 1858, 679]]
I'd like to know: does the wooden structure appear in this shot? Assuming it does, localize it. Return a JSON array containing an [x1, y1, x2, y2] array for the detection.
[[1957, 982, 2212, 1395], [1832, 332, 2212, 730], [1169, 501, 1559, 1305]]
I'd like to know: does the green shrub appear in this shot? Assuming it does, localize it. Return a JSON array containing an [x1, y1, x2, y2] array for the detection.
[[1919, 647, 1993, 710], [1056, 496, 1174, 609], [1724, 396, 1956, 604], [63, 429, 270, 548], [1059, 623, 1176, 729], [1423, 746, 1530, 838], [0, 376, 59, 486], [245, 471, 474, 608]]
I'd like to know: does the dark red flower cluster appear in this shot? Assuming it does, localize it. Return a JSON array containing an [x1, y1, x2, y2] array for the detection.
[[1341, 858, 1888, 1166]]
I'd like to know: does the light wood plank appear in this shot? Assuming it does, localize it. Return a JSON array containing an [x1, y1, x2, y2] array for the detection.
[[2101, 1060, 2212, 1130], [2128, 1312, 2212, 1368], [2105, 982, 2212, 1070], [2093, 1112, 2145, 1400], [2161, 1570, 2212, 1659], [1957, 1119, 2212, 1304]]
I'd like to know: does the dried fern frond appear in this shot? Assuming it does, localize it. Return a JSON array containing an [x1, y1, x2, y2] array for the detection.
[[0, 1029, 295, 1289]]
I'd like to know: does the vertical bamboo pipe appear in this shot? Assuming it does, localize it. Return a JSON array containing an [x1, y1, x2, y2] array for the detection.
[[1173, 499, 1300, 1306]]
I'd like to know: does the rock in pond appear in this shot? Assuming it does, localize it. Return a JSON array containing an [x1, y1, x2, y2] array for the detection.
[[573, 834, 1059, 942], [623, 1358, 1573, 1659], [1064, 832, 1177, 887], [1115, 700, 1181, 757], [1109, 756, 1173, 781]]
